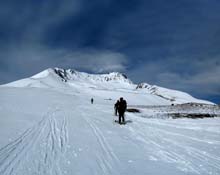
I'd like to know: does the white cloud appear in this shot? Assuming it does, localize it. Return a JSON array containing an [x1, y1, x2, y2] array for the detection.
[[0, 45, 128, 84], [63, 50, 128, 72]]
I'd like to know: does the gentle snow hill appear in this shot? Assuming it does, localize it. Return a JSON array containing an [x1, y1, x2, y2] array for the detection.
[[3, 68, 214, 105]]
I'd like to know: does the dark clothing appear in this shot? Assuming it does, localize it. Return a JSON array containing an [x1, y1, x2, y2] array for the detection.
[[114, 101, 120, 116], [118, 99, 127, 113], [118, 111, 125, 124], [117, 99, 127, 124], [91, 98, 94, 104]]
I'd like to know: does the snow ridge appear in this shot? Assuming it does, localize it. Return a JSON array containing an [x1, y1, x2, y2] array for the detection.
[[1, 67, 214, 105], [53, 68, 132, 84], [136, 83, 213, 105]]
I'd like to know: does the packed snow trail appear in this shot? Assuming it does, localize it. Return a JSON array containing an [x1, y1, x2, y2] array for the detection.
[[125, 114, 220, 175], [81, 104, 220, 175], [0, 109, 68, 175], [82, 114, 120, 174], [0, 87, 220, 175]]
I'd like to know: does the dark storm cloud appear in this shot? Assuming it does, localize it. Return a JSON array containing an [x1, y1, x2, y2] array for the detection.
[[0, 0, 220, 102], [0, 45, 128, 80], [0, 0, 129, 81], [128, 57, 220, 97]]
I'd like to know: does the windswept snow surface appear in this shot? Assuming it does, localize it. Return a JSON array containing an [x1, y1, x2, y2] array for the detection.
[[0, 68, 219, 175]]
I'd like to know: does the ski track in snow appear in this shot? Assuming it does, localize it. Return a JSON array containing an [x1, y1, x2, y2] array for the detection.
[[0, 110, 68, 175], [126, 114, 220, 175], [1, 69, 220, 175], [82, 111, 119, 175]]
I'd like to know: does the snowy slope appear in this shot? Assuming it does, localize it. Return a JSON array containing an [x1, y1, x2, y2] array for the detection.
[[0, 85, 220, 175], [136, 83, 213, 104], [1, 68, 219, 175], [3, 68, 214, 105]]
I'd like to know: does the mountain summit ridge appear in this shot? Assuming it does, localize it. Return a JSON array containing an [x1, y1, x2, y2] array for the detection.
[[2, 67, 214, 105], [51, 67, 132, 84]]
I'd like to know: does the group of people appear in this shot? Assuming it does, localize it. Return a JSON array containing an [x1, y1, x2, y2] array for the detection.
[[114, 97, 127, 124], [91, 97, 127, 124]]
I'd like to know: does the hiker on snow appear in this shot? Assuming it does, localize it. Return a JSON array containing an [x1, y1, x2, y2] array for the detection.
[[118, 97, 127, 124], [114, 100, 120, 116], [91, 98, 94, 104]]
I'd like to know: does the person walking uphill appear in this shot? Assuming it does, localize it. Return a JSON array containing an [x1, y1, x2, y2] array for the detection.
[[118, 97, 127, 124], [114, 100, 120, 116]]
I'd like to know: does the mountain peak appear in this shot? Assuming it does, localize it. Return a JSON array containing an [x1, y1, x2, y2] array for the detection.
[[2, 67, 214, 105], [52, 67, 132, 84]]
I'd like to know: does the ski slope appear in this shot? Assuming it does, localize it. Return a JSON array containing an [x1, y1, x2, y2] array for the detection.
[[0, 68, 220, 175]]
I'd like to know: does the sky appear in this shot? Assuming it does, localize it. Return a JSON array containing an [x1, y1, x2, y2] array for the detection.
[[0, 0, 220, 103]]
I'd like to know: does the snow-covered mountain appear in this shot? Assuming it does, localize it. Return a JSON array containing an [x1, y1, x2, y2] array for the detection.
[[3, 68, 213, 105], [4, 68, 132, 88], [0, 67, 220, 175]]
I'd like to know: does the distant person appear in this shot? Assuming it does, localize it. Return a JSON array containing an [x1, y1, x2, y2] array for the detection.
[[118, 97, 127, 124], [91, 98, 94, 104], [114, 100, 120, 116]]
